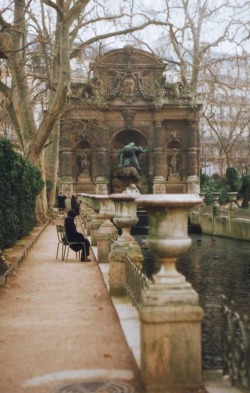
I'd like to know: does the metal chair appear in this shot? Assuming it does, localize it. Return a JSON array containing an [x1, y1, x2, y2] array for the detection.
[[56, 224, 67, 260], [63, 227, 87, 262], [51, 208, 65, 225]]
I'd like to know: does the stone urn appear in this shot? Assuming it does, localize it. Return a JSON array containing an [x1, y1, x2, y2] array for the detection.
[[135, 194, 204, 392], [228, 192, 238, 209], [136, 193, 202, 291], [90, 195, 106, 246], [96, 195, 118, 263], [110, 194, 139, 242], [108, 193, 141, 295]]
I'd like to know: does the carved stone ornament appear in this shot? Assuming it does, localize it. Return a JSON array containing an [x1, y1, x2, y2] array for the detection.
[[106, 69, 153, 103], [122, 109, 136, 129]]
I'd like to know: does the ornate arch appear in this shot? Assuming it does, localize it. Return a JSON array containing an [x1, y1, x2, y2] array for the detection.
[[111, 128, 148, 149]]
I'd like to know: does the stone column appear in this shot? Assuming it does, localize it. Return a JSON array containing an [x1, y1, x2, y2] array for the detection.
[[186, 122, 200, 193], [95, 124, 109, 194], [60, 148, 74, 195], [135, 194, 204, 392], [153, 121, 166, 194], [109, 194, 142, 296], [187, 122, 198, 177]]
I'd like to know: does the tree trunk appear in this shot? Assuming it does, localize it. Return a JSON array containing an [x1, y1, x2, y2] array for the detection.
[[44, 122, 60, 208]]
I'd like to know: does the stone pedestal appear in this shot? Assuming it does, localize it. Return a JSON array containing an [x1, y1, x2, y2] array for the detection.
[[95, 176, 109, 195], [60, 177, 74, 197], [109, 194, 141, 296], [90, 196, 105, 246], [186, 175, 200, 194], [86, 210, 95, 237], [81, 205, 92, 228], [135, 194, 204, 392], [77, 174, 95, 194], [228, 192, 238, 219], [97, 196, 118, 263], [152, 176, 166, 194]]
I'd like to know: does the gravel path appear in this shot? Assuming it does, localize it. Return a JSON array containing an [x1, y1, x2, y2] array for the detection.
[[0, 223, 141, 393]]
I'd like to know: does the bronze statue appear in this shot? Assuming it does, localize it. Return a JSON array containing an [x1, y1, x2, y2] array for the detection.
[[118, 142, 148, 175]]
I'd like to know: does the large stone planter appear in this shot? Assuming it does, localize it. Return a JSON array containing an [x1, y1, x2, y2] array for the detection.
[[109, 194, 142, 296], [96, 196, 118, 263], [135, 194, 204, 392], [89, 195, 106, 246]]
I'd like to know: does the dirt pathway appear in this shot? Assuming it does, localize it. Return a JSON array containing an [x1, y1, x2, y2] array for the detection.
[[0, 223, 141, 393]]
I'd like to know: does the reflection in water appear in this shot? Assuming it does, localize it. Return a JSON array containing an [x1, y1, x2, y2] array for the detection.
[[137, 234, 250, 370]]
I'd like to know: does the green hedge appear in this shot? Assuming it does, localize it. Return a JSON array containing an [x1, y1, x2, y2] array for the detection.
[[0, 138, 44, 250]]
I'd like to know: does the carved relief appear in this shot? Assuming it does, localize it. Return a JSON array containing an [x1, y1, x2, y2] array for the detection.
[[154, 75, 196, 109], [122, 110, 135, 129], [122, 75, 136, 103], [106, 68, 153, 102], [168, 148, 179, 175], [77, 150, 90, 176]]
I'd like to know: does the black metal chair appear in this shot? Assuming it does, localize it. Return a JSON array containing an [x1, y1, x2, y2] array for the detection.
[[51, 209, 65, 225], [56, 224, 67, 260], [63, 227, 87, 262]]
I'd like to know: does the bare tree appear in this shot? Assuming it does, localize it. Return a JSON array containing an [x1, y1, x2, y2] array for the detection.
[[131, 0, 250, 175], [0, 0, 166, 211]]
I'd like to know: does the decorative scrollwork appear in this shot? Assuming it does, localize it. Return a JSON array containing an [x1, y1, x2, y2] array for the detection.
[[106, 68, 153, 102]]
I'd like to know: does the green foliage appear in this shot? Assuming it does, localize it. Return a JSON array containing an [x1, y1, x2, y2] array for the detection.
[[201, 167, 242, 206], [201, 173, 227, 205], [240, 173, 250, 208], [0, 138, 44, 249], [225, 167, 241, 192]]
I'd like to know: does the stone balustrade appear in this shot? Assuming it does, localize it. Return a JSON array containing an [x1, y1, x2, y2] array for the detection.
[[189, 191, 250, 240], [108, 193, 143, 296], [135, 193, 203, 392], [82, 192, 205, 392]]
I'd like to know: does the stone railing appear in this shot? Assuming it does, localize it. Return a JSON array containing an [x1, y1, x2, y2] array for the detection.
[[222, 296, 250, 389], [190, 192, 250, 240], [235, 208, 250, 219], [80, 193, 204, 393]]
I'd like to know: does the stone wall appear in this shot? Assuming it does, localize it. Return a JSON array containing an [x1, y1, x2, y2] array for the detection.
[[190, 209, 250, 240]]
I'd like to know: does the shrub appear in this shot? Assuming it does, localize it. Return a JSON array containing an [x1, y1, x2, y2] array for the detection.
[[0, 138, 44, 249], [201, 172, 230, 205]]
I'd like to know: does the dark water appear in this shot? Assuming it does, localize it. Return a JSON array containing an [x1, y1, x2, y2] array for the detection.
[[136, 234, 250, 370]]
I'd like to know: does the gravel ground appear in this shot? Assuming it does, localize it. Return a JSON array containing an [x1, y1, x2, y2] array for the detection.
[[0, 222, 141, 393]]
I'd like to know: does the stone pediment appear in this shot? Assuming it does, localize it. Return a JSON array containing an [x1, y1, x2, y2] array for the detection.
[[91, 46, 166, 103], [69, 46, 195, 107], [94, 45, 166, 69]]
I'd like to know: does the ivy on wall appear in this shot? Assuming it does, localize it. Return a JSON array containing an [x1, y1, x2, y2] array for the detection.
[[0, 138, 44, 250]]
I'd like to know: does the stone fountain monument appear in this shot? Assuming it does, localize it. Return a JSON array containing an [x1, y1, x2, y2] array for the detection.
[[58, 45, 201, 195]]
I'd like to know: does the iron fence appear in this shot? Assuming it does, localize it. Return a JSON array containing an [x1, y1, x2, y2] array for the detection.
[[125, 254, 151, 308], [222, 296, 250, 389]]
